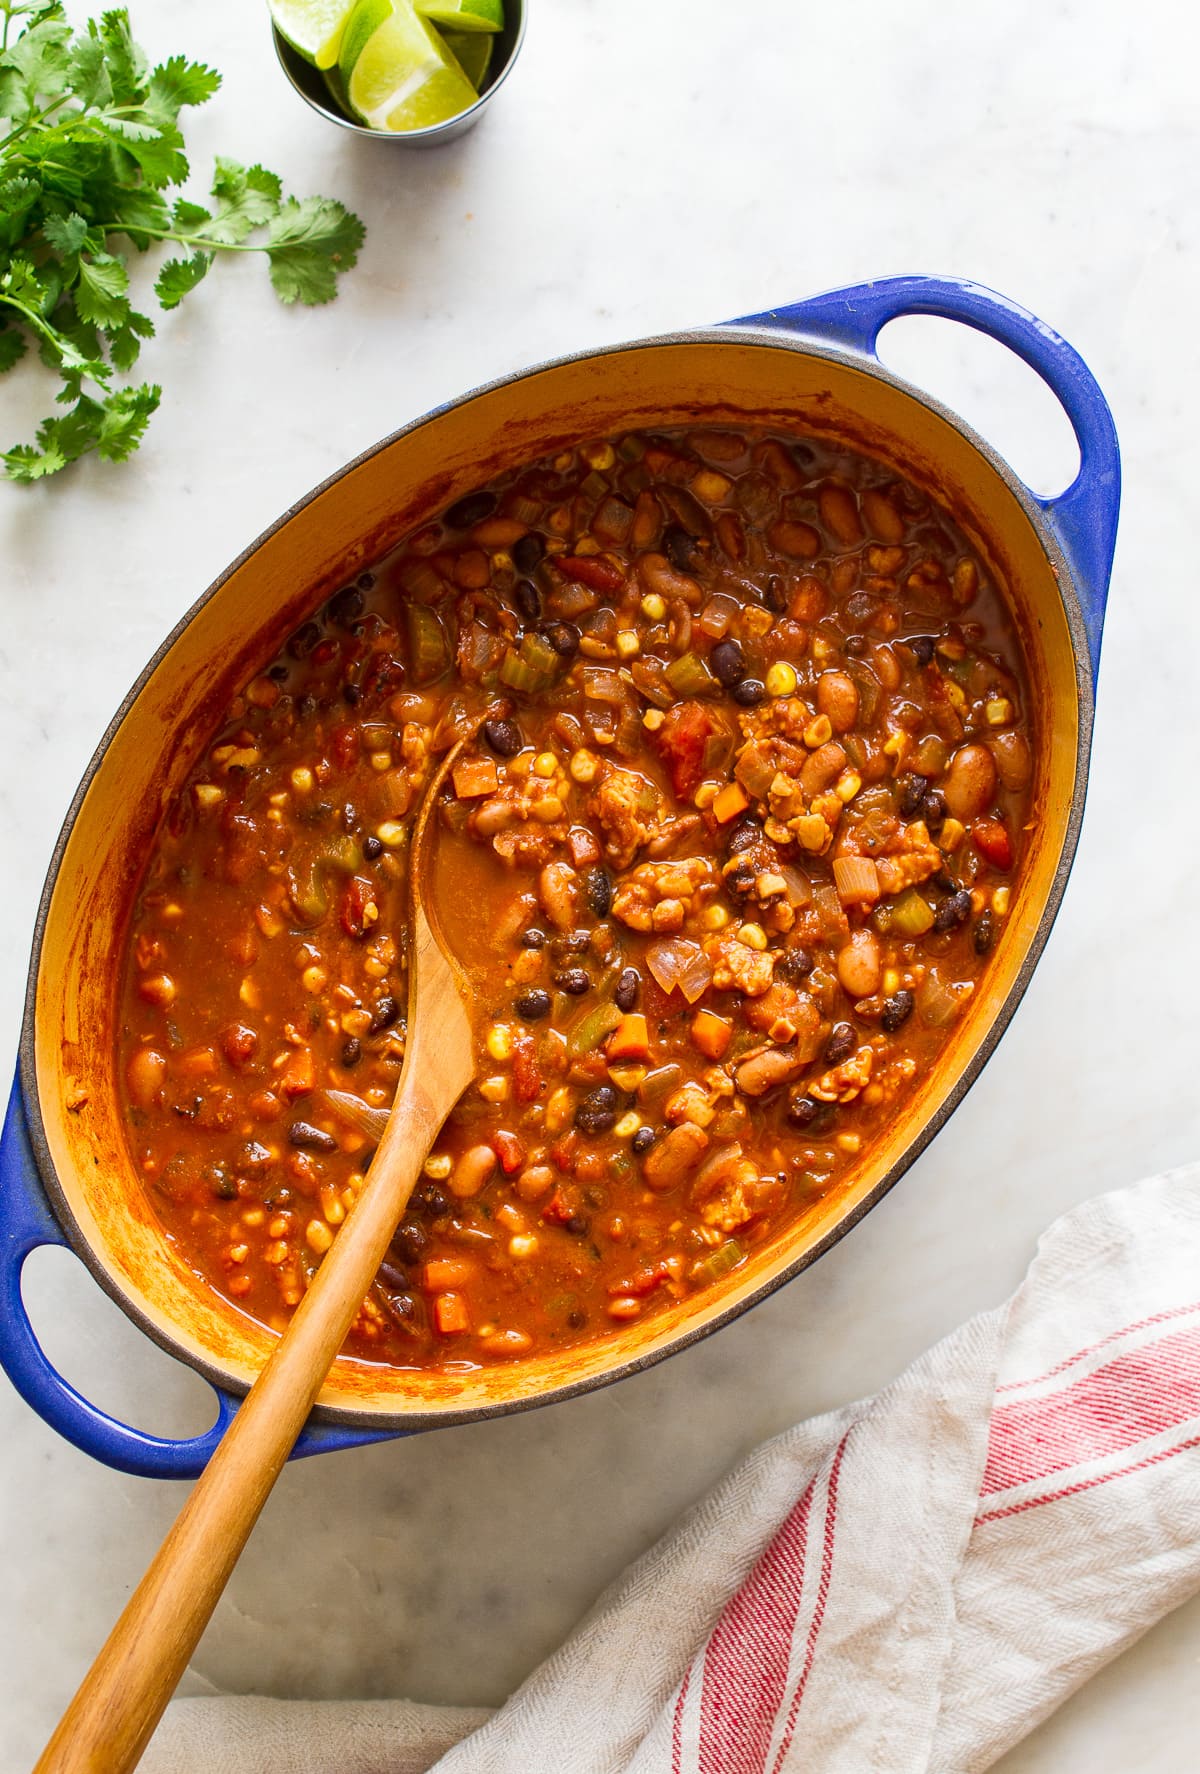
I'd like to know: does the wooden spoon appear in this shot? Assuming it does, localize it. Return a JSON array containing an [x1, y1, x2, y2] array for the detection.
[[36, 735, 478, 1774]]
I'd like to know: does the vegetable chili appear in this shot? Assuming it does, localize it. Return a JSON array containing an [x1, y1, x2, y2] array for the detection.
[[118, 427, 1035, 1369]]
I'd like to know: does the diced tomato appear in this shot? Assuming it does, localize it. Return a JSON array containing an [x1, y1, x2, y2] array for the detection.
[[281, 1048, 315, 1098], [549, 1132, 578, 1174], [221, 1024, 259, 1068], [339, 877, 377, 938], [541, 1185, 582, 1226], [654, 702, 715, 799], [511, 1037, 544, 1103], [492, 1129, 526, 1174], [973, 818, 1013, 871], [330, 723, 360, 772], [607, 1261, 670, 1298], [556, 555, 625, 592]]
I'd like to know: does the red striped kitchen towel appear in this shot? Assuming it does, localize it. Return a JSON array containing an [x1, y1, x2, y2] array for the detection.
[[146, 1163, 1200, 1774]]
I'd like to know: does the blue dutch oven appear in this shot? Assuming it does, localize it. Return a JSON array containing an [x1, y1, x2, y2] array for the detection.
[[0, 277, 1119, 1478]]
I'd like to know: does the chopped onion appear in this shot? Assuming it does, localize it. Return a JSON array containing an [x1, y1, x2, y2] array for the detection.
[[698, 592, 739, 639], [777, 864, 814, 908], [319, 1089, 391, 1143], [646, 937, 713, 1004], [833, 855, 881, 906], [917, 970, 961, 1028], [583, 667, 626, 704]]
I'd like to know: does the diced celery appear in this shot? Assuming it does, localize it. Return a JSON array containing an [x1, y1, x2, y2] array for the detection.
[[693, 1239, 743, 1286], [664, 651, 717, 697], [406, 604, 450, 684], [889, 887, 935, 937], [567, 1001, 623, 1056]]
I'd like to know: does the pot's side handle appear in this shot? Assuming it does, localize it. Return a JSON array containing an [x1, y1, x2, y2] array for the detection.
[[728, 275, 1120, 681], [0, 1079, 396, 1478]]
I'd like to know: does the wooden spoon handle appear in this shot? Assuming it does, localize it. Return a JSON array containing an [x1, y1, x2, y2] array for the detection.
[[34, 1085, 442, 1774]]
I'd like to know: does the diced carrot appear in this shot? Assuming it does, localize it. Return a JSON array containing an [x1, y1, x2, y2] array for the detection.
[[433, 1292, 470, 1335], [422, 1258, 473, 1292], [606, 1013, 650, 1062], [973, 818, 1013, 871], [712, 780, 750, 825], [690, 1009, 732, 1060], [177, 1045, 218, 1079], [567, 826, 602, 867], [281, 1048, 315, 1098], [452, 756, 499, 799]]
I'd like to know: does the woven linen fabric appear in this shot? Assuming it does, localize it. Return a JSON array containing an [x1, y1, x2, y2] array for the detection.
[[144, 1164, 1200, 1774]]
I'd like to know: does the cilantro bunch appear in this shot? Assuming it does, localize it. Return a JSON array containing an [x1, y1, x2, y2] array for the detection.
[[0, 2, 365, 481]]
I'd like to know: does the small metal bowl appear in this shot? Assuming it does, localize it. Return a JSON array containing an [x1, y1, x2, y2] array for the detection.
[[272, 0, 527, 146]]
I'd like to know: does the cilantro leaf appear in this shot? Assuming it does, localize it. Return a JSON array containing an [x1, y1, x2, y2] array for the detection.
[[95, 379, 159, 460], [43, 209, 90, 255], [107, 302, 153, 370], [0, 324, 28, 373], [154, 250, 210, 311], [206, 157, 282, 244], [74, 250, 129, 327], [266, 196, 365, 306], [146, 55, 220, 122]]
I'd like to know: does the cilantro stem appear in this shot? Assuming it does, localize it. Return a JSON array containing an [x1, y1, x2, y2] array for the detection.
[[96, 224, 268, 255]]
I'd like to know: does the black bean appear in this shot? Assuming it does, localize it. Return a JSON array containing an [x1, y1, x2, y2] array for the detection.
[[776, 946, 815, 984], [564, 1214, 591, 1236], [575, 1085, 617, 1135], [363, 834, 383, 861], [614, 967, 640, 1011], [343, 682, 361, 706], [205, 1164, 238, 1201], [327, 584, 365, 628], [763, 574, 788, 613], [725, 818, 760, 857], [632, 1125, 656, 1155], [512, 577, 542, 622], [297, 692, 318, 719], [357, 571, 376, 591], [726, 862, 756, 896], [710, 638, 746, 686], [341, 1036, 362, 1068], [843, 635, 866, 656], [567, 1308, 587, 1330], [563, 929, 590, 953], [512, 533, 546, 575], [932, 868, 957, 893], [881, 990, 915, 1033], [370, 996, 401, 1033], [446, 490, 496, 529], [268, 661, 290, 681], [922, 790, 947, 831], [786, 1091, 819, 1128], [414, 1182, 451, 1219], [899, 773, 928, 818], [541, 621, 581, 658], [521, 928, 548, 949], [825, 1022, 856, 1065], [555, 968, 591, 995], [908, 635, 936, 666], [515, 987, 552, 1020], [732, 677, 766, 706], [391, 1221, 428, 1265], [484, 717, 522, 757], [289, 621, 322, 660], [289, 1121, 338, 1153], [934, 890, 972, 932], [663, 524, 701, 571], [378, 1262, 408, 1293], [973, 911, 995, 956], [584, 867, 613, 918]]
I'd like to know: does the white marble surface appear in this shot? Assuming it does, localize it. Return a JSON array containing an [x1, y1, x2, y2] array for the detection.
[[2, 0, 1199, 1767]]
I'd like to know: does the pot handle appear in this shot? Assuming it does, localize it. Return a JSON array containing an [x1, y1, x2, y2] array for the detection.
[[0, 1078, 398, 1478], [728, 275, 1120, 680]]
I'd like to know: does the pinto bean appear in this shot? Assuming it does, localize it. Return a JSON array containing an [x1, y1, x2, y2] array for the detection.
[[474, 797, 514, 836], [819, 484, 863, 546], [800, 741, 847, 800], [816, 671, 859, 733], [450, 1144, 497, 1199], [990, 730, 1032, 791], [127, 1046, 167, 1109], [643, 1121, 710, 1190], [733, 1046, 807, 1098], [837, 929, 881, 999], [638, 552, 703, 606], [941, 744, 998, 821], [862, 489, 906, 542], [538, 861, 578, 930], [767, 520, 820, 559]]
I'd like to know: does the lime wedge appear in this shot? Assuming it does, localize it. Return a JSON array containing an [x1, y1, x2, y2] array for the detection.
[[440, 26, 492, 88], [339, 0, 479, 130], [269, 0, 356, 69], [416, 0, 503, 33]]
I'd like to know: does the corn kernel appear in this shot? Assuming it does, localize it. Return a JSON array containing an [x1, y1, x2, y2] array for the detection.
[[508, 1234, 539, 1258], [545, 1085, 573, 1133], [836, 1132, 862, 1155], [940, 817, 965, 853], [641, 592, 666, 621], [486, 1023, 513, 1063], [340, 1007, 371, 1037], [229, 1242, 249, 1264], [993, 885, 1011, 917], [615, 629, 640, 659], [301, 965, 326, 995], [423, 1152, 452, 1179], [306, 1218, 333, 1254], [376, 821, 406, 848], [883, 969, 901, 996], [531, 794, 564, 823], [508, 749, 533, 777], [693, 781, 718, 811], [239, 978, 261, 1008], [811, 634, 835, 663], [569, 749, 599, 783], [765, 661, 798, 697], [642, 708, 665, 731], [290, 766, 314, 795], [369, 751, 392, 773], [242, 1207, 265, 1227], [581, 441, 615, 471], [323, 1197, 345, 1226], [985, 698, 1013, 727], [534, 751, 557, 778], [265, 1239, 288, 1266], [803, 714, 833, 748], [194, 783, 223, 809], [702, 904, 730, 931], [736, 922, 767, 950], [268, 1214, 290, 1238], [835, 770, 862, 803], [479, 1074, 510, 1104], [614, 1111, 641, 1138]]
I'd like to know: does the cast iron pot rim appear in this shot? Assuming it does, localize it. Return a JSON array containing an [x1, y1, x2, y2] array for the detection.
[[18, 322, 1095, 1433]]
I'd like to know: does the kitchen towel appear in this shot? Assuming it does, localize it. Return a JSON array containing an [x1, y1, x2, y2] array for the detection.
[[144, 1162, 1200, 1773]]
